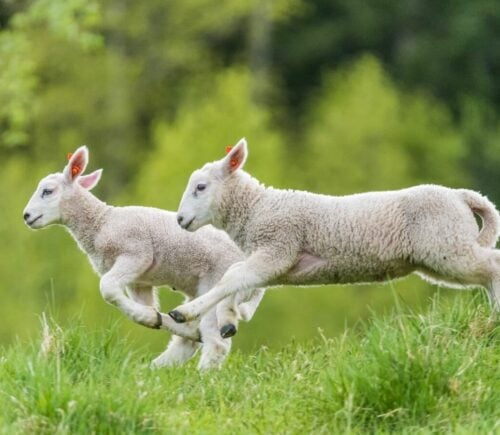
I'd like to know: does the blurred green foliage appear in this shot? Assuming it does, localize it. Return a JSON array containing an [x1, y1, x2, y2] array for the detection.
[[134, 68, 285, 208], [0, 0, 498, 352], [299, 56, 466, 194]]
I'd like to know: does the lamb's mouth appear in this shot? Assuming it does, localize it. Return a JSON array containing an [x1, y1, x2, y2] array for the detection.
[[182, 217, 195, 230], [27, 214, 43, 226]]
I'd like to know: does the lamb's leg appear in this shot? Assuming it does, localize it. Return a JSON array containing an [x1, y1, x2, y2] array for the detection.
[[420, 246, 500, 312], [487, 279, 500, 312], [169, 249, 293, 335], [128, 286, 201, 368], [216, 288, 266, 338], [215, 295, 240, 339], [151, 335, 200, 369], [127, 285, 160, 310], [197, 308, 232, 370], [236, 288, 266, 321], [486, 251, 500, 312], [101, 256, 201, 341]]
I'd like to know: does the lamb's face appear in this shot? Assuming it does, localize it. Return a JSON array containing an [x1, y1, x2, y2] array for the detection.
[[177, 138, 248, 232], [23, 173, 66, 229], [23, 146, 102, 230], [177, 163, 221, 232]]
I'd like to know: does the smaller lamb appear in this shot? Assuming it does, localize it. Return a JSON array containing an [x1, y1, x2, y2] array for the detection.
[[171, 138, 500, 336], [23, 146, 265, 369]]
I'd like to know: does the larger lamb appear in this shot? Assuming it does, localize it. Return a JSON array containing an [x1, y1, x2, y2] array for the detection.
[[171, 138, 500, 337]]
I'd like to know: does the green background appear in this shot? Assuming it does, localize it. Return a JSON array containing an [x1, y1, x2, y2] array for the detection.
[[1, 0, 499, 353]]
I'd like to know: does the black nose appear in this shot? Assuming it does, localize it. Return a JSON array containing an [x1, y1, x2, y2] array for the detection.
[[23, 212, 31, 222], [177, 215, 184, 225]]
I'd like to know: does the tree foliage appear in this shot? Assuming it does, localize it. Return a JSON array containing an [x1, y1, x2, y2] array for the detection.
[[0, 0, 497, 349], [134, 68, 285, 209], [301, 56, 465, 195]]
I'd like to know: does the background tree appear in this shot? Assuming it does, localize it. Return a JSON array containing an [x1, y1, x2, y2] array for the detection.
[[0, 0, 497, 351]]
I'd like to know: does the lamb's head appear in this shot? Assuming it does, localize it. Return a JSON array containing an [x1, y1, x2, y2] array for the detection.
[[177, 138, 248, 231], [23, 146, 102, 229]]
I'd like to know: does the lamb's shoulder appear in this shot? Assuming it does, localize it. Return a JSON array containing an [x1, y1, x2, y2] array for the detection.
[[241, 189, 307, 252]]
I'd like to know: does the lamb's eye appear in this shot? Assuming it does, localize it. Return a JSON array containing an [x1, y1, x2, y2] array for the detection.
[[42, 189, 53, 198], [196, 183, 207, 192]]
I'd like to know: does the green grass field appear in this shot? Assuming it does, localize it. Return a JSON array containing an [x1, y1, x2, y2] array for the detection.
[[0, 294, 498, 434]]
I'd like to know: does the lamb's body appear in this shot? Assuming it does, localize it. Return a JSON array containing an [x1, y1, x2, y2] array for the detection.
[[171, 139, 500, 332], [265, 188, 414, 285], [236, 184, 496, 287], [23, 146, 264, 370], [65, 194, 262, 369], [76, 203, 243, 297]]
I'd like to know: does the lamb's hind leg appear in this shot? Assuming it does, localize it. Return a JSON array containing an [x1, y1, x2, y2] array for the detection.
[[215, 295, 240, 339], [419, 246, 500, 311], [471, 248, 500, 311], [151, 335, 200, 369], [127, 285, 160, 310], [192, 278, 243, 339], [127, 286, 202, 368], [486, 251, 500, 311], [197, 308, 232, 370], [216, 288, 266, 338]]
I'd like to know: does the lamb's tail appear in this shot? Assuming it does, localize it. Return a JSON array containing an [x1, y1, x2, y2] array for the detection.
[[459, 189, 500, 248]]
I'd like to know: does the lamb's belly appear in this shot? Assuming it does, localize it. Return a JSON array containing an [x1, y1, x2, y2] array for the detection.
[[281, 255, 413, 286], [139, 268, 200, 296], [90, 256, 110, 277]]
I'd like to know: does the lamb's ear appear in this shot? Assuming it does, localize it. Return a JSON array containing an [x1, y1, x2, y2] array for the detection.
[[222, 138, 248, 175], [78, 169, 102, 190], [64, 146, 89, 182]]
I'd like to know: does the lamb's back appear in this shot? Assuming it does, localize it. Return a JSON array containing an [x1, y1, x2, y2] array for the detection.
[[249, 184, 460, 259]]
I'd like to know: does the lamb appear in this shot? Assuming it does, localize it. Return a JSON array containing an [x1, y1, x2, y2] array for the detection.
[[23, 146, 265, 370], [171, 138, 500, 336]]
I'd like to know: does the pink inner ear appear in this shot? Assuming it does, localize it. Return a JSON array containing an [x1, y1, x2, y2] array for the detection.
[[78, 170, 101, 189]]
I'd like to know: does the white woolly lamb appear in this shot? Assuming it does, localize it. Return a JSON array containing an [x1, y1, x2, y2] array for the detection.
[[23, 146, 265, 370], [171, 138, 500, 336]]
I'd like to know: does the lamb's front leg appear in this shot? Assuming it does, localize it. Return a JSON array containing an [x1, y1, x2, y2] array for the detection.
[[168, 249, 294, 330], [101, 256, 201, 341]]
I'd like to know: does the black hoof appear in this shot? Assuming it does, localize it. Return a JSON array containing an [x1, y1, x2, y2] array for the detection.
[[220, 323, 237, 339], [153, 311, 162, 329], [168, 310, 186, 323]]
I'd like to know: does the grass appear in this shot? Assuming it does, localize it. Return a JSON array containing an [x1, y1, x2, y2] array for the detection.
[[0, 294, 498, 434]]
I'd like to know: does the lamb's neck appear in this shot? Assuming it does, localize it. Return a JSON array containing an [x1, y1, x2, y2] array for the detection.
[[218, 173, 264, 248], [61, 189, 110, 255]]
